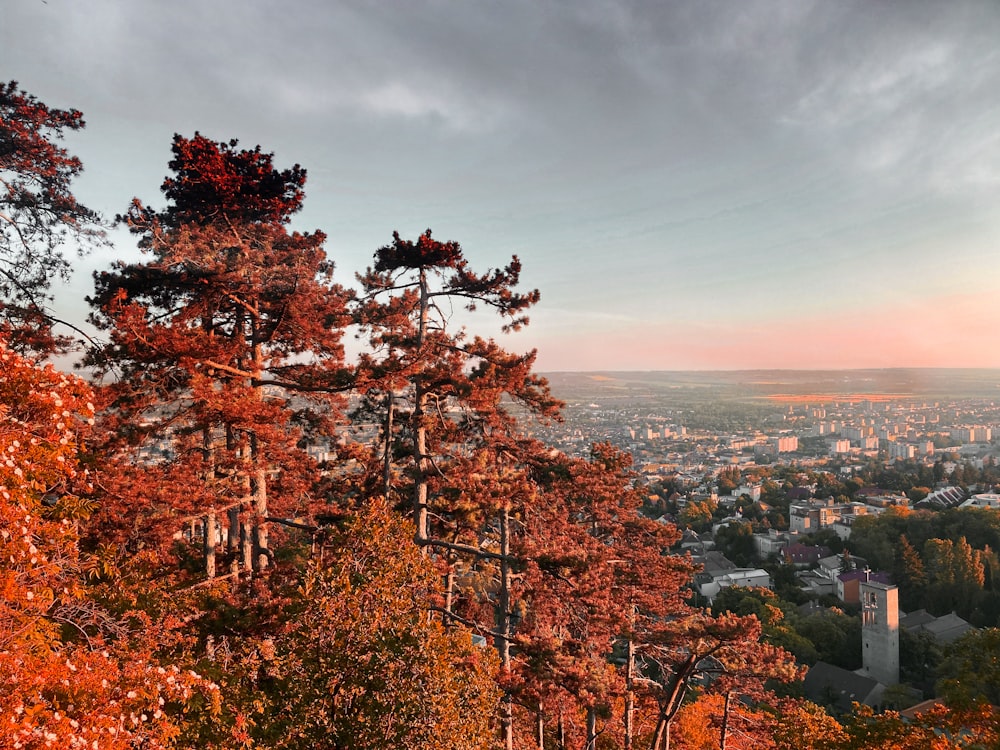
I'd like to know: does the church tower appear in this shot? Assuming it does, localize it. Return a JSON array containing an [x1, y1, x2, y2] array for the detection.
[[860, 578, 899, 686]]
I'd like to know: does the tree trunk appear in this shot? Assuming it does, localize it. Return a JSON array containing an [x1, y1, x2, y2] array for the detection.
[[228, 504, 241, 575], [720, 691, 732, 750], [240, 516, 253, 572], [648, 655, 698, 750], [239, 430, 253, 573], [382, 390, 394, 498], [497, 503, 514, 750], [203, 508, 216, 579], [586, 706, 597, 750], [251, 431, 268, 572], [649, 720, 665, 750], [201, 425, 216, 577], [412, 268, 430, 547], [536, 703, 545, 750], [624, 638, 635, 750], [226, 425, 241, 576], [443, 557, 456, 626], [250, 336, 268, 573]]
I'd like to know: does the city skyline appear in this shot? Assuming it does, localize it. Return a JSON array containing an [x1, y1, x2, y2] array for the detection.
[[6, 0, 1000, 371]]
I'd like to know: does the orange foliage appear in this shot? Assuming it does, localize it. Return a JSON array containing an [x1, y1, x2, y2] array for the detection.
[[0, 344, 94, 650], [0, 340, 220, 749]]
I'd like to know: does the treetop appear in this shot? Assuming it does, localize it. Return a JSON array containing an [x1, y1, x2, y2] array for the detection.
[[132, 132, 308, 230]]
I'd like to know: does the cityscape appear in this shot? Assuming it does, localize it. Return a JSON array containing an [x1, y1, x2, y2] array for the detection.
[[528, 368, 1000, 714], [6, 1, 1000, 747]]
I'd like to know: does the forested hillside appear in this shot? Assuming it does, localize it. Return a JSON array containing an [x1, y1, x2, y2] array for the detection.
[[3, 81, 999, 749]]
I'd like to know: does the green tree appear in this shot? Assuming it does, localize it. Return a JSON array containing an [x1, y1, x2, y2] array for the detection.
[[937, 628, 1000, 707], [679, 498, 717, 532], [898, 628, 941, 697], [922, 536, 985, 618], [713, 521, 755, 566], [893, 535, 927, 612], [263, 501, 500, 749], [710, 587, 819, 664], [796, 610, 862, 671]]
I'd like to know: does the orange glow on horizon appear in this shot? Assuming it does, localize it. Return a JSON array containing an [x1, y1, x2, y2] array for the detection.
[[534, 292, 1000, 371]]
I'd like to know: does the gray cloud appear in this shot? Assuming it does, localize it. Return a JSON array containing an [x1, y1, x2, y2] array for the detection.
[[5, 0, 1000, 368]]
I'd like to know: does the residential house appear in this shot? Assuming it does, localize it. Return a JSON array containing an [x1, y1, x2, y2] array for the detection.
[[899, 610, 974, 644], [802, 662, 885, 714], [837, 569, 891, 605]]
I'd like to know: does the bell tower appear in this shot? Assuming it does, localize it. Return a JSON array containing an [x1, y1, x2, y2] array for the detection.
[[860, 577, 899, 686]]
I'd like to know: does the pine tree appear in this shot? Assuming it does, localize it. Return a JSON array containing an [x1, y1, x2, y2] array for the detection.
[[353, 228, 559, 546], [0, 81, 106, 352], [87, 133, 348, 580], [894, 534, 927, 611]]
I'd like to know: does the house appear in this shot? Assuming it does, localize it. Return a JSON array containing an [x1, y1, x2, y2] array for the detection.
[[802, 661, 885, 713], [784, 543, 830, 567], [817, 554, 845, 581], [797, 571, 836, 598], [679, 528, 712, 553], [899, 610, 973, 644], [694, 551, 738, 579], [817, 554, 869, 582], [695, 568, 771, 603], [691, 551, 770, 602], [837, 569, 891, 605], [790, 498, 869, 535], [717, 568, 771, 590], [753, 528, 790, 559]]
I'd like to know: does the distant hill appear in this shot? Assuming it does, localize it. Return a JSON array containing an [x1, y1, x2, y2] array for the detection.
[[541, 369, 1000, 405]]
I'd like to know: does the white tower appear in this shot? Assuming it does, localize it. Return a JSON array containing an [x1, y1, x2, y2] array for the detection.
[[860, 578, 899, 686]]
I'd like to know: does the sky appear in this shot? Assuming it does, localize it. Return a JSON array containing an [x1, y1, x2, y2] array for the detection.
[[4, 0, 1000, 372]]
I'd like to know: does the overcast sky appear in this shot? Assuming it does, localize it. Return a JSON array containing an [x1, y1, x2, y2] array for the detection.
[[5, 0, 1000, 371]]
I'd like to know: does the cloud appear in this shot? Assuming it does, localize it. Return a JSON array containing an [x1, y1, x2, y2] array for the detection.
[[771, 5, 1000, 195], [9, 0, 1000, 372]]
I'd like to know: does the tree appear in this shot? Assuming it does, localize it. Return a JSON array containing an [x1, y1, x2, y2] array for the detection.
[[717, 466, 740, 495], [710, 587, 818, 665], [678, 498, 716, 533], [937, 628, 1000, 707], [831, 702, 1000, 749], [892, 535, 927, 612], [640, 612, 802, 750], [353, 229, 560, 749], [510, 442, 692, 750], [87, 133, 347, 579], [922, 537, 985, 617], [354, 228, 559, 546], [259, 501, 500, 750], [795, 610, 862, 671], [713, 522, 756, 566], [0, 337, 220, 749], [0, 340, 94, 651], [771, 699, 846, 749], [898, 628, 941, 696], [0, 81, 105, 352]]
